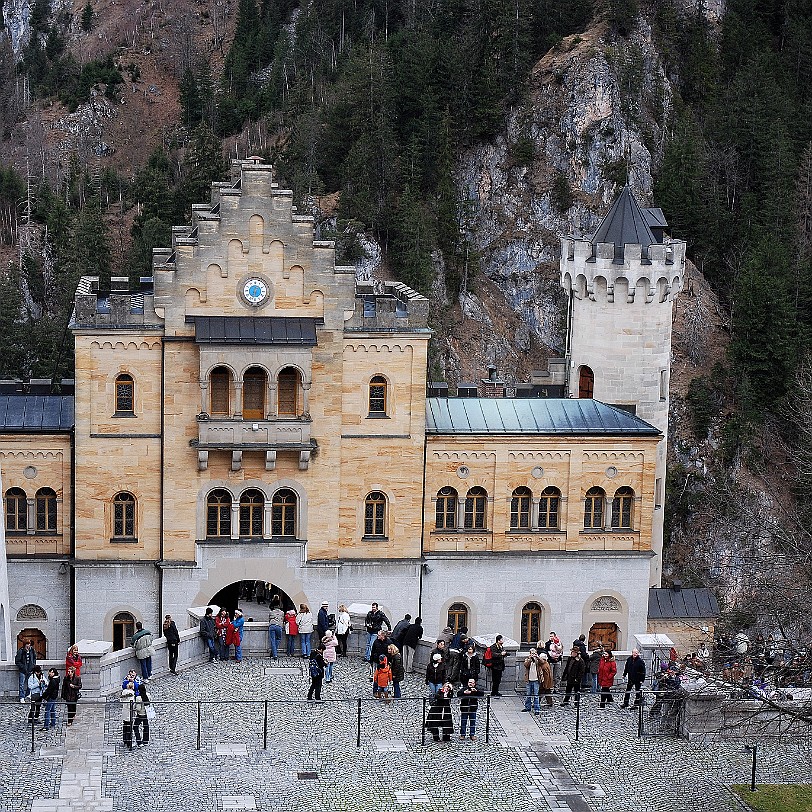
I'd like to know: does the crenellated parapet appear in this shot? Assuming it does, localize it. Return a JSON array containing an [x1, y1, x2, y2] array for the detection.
[[559, 236, 686, 304], [345, 281, 429, 331], [71, 277, 162, 330]]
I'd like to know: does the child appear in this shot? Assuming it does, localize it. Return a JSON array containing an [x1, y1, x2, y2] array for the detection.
[[120, 683, 136, 750], [374, 655, 393, 704], [458, 678, 484, 740]]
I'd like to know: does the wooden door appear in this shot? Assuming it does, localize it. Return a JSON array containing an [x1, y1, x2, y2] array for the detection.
[[17, 629, 47, 659], [589, 622, 618, 651]]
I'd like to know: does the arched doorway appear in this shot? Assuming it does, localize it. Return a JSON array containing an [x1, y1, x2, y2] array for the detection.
[[589, 622, 619, 651], [17, 629, 47, 659], [211, 581, 296, 618]]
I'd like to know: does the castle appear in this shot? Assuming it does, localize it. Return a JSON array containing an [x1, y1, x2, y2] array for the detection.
[[0, 160, 685, 660]]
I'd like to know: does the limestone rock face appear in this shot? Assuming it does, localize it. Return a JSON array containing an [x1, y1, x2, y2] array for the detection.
[[447, 19, 674, 379]]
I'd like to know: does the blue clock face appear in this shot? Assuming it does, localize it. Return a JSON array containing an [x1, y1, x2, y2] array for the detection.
[[243, 278, 269, 305]]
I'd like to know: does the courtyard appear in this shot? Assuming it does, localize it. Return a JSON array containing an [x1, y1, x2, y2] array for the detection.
[[1, 657, 810, 812]]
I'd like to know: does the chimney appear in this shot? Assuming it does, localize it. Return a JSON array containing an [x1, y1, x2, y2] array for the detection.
[[671, 579, 683, 593], [480, 365, 505, 398]]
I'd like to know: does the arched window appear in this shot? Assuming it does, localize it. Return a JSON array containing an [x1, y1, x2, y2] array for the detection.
[[435, 487, 457, 530], [578, 366, 594, 399], [539, 486, 560, 529], [368, 375, 388, 415], [113, 492, 136, 539], [277, 367, 300, 416], [464, 487, 487, 530], [521, 602, 543, 647], [584, 487, 605, 530], [210, 367, 231, 416], [206, 489, 232, 537], [271, 489, 297, 537], [5, 488, 27, 532], [113, 611, 135, 651], [35, 488, 57, 532], [510, 487, 532, 530], [611, 487, 634, 530], [115, 373, 135, 414], [364, 492, 386, 537], [239, 489, 264, 537], [447, 602, 468, 634], [243, 367, 267, 420]]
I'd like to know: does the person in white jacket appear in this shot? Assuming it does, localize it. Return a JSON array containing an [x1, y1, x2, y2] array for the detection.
[[296, 604, 314, 657], [335, 604, 352, 657]]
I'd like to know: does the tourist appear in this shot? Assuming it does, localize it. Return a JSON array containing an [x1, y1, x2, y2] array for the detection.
[[27, 666, 46, 723], [370, 630, 390, 679], [539, 651, 554, 706], [598, 649, 617, 708], [588, 643, 604, 693], [268, 602, 285, 660], [15, 640, 36, 702], [458, 678, 484, 740], [400, 616, 423, 673], [322, 630, 338, 682], [307, 646, 326, 701], [133, 683, 151, 747], [364, 602, 390, 662], [374, 654, 393, 703], [620, 648, 646, 708], [573, 634, 588, 661], [561, 648, 587, 706], [390, 613, 412, 649], [230, 609, 245, 661], [425, 682, 454, 742], [438, 625, 454, 647], [448, 627, 469, 683], [42, 668, 60, 730], [255, 581, 267, 605], [335, 604, 351, 657], [425, 652, 446, 699], [317, 601, 330, 638], [121, 669, 141, 691], [430, 639, 448, 663], [284, 607, 299, 656], [162, 615, 180, 674], [297, 604, 314, 658], [458, 644, 481, 688], [545, 632, 564, 686], [65, 644, 83, 677], [62, 666, 81, 726], [132, 622, 155, 681], [522, 648, 542, 714], [485, 635, 508, 697], [214, 610, 232, 663], [388, 643, 404, 698], [120, 682, 136, 749], [200, 607, 218, 662]]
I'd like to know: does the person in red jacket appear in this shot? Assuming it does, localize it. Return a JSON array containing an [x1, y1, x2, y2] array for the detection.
[[215, 609, 232, 662], [598, 649, 618, 707], [65, 644, 83, 677]]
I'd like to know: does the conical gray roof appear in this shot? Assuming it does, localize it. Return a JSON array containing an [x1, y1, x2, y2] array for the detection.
[[591, 186, 656, 256]]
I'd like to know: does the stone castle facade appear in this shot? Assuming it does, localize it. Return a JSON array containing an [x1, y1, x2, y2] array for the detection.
[[0, 160, 685, 660]]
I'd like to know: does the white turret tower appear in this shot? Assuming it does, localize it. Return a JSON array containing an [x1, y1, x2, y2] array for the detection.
[[559, 186, 686, 585]]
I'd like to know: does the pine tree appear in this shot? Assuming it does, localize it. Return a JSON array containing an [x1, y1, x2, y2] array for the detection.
[[81, 2, 94, 32]]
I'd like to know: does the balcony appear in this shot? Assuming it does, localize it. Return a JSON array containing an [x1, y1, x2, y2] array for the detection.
[[193, 415, 316, 471]]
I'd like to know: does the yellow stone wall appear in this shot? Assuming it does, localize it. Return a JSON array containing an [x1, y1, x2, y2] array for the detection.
[[423, 435, 659, 554], [0, 434, 72, 556]]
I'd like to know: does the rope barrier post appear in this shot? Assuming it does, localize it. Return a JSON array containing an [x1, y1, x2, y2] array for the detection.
[[637, 701, 644, 738], [197, 700, 202, 750], [263, 700, 268, 750], [575, 699, 580, 741], [356, 698, 362, 748], [31, 710, 35, 754], [485, 695, 491, 744], [421, 698, 427, 746]]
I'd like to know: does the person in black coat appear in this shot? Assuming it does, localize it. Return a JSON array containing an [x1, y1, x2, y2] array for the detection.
[[316, 602, 330, 638], [457, 644, 481, 687], [163, 615, 181, 674], [425, 683, 454, 742], [400, 617, 423, 673], [561, 649, 587, 705], [621, 648, 647, 708]]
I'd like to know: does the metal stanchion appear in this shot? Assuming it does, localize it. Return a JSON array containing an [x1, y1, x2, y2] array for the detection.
[[356, 698, 362, 748], [637, 701, 644, 737], [485, 695, 491, 744], [196, 700, 201, 750], [421, 698, 427, 746], [263, 700, 268, 749], [31, 711, 35, 754], [575, 700, 580, 741]]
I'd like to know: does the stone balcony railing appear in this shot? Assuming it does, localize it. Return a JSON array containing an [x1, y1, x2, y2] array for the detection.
[[425, 530, 643, 553], [194, 416, 316, 471], [5, 534, 70, 556]]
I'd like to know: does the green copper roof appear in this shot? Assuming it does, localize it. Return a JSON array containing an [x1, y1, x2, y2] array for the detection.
[[425, 398, 660, 436]]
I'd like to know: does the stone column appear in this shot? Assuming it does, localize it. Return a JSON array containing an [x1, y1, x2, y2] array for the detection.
[[230, 503, 240, 540]]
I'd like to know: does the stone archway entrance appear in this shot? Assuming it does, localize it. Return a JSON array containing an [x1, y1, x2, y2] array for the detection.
[[211, 581, 296, 617], [17, 629, 47, 659]]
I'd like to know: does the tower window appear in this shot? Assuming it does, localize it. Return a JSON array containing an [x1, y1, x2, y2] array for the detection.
[[368, 375, 388, 415], [271, 489, 297, 537], [510, 487, 532, 530], [584, 487, 604, 530], [5, 488, 27, 532], [206, 489, 232, 537], [611, 487, 634, 530], [364, 492, 387, 537], [435, 487, 457, 530], [578, 366, 594, 399], [115, 374, 134, 415], [539, 487, 560, 529], [464, 487, 487, 530], [35, 488, 57, 532], [239, 489, 264, 537], [113, 492, 136, 539]]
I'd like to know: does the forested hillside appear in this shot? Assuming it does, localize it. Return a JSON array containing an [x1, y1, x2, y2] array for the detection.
[[1, 0, 812, 634]]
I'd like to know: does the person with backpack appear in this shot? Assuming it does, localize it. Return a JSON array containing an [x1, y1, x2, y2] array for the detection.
[[484, 635, 508, 697], [400, 617, 423, 673], [42, 668, 60, 730], [27, 666, 46, 723], [200, 607, 217, 662], [458, 678, 484, 740], [307, 646, 326, 701]]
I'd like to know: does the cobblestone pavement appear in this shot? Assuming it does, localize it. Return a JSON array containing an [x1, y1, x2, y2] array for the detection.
[[3, 659, 812, 811]]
